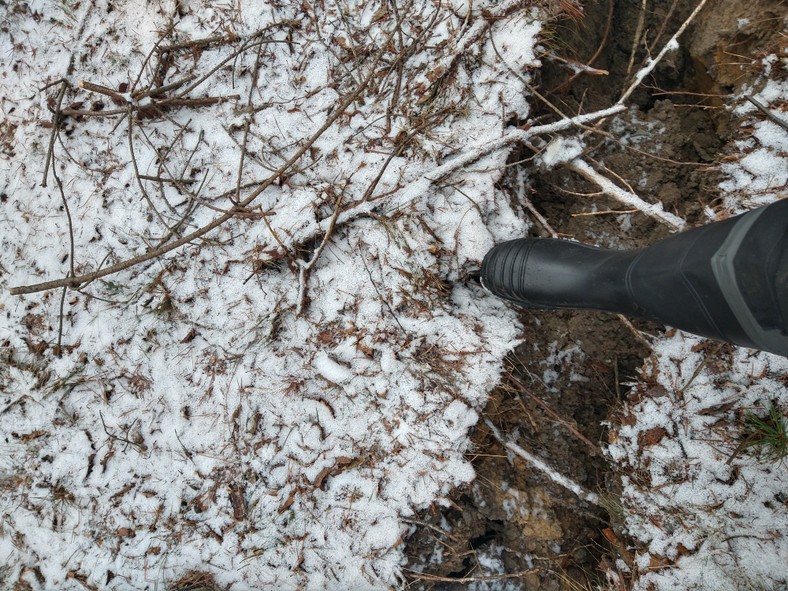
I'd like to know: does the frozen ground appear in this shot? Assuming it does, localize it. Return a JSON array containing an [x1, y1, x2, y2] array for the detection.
[[606, 67, 788, 591]]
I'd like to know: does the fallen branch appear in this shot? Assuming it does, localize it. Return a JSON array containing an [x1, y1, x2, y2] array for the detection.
[[302, 105, 628, 239], [430, 104, 627, 181], [484, 418, 601, 507], [567, 159, 686, 231], [626, 0, 648, 77], [10, 0, 708, 297]]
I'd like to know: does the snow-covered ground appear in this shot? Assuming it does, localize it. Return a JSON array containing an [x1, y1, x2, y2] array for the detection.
[[1, 0, 786, 590], [1, 0, 540, 588]]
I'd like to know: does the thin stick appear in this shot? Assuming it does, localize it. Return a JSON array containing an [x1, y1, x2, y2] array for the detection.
[[616, 314, 655, 350], [131, 22, 177, 94], [678, 341, 726, 397], [508, 374, 601, 456], [78, 80, 127, 104], [233, 39, 265, 205], [406, 569, 535, 584], [360, 253, 405, 333], [296, 195, 343, 316], [547, 0, 613, 95], [56, 286, 68, 353], [127, 106, 174, 232], [157, 32, 242, 53], [567, 159, 686, 231], [647, 0, 680, 56], [132, 74, 197, 100], [50, 153, 75, 279], [43, 85, 78, 350], [746, 96, 788, 132], [42, 81, 69, 187], [523, 195, 559, 238], [52, 165, 76, 351], [175, 35, 278, 99], [484, 419, 601, 506], [626, 0, 648, 77], [572, 208, 639, 217], [60, 107, 128, 118]]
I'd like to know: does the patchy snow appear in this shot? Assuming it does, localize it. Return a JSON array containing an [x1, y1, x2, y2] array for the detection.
[[537, 136, 585, 169], [0, 0, 542, 589], [2, 0, 786, 589], [718, 75, 788, 212], [607, 63, 788, 591], [608, 334, 788, 591], [540, 341, 587, 389]]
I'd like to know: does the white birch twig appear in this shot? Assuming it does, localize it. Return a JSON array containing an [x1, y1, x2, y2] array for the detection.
[[423, 104, 627, 185], [484, 419, 601, 507], [568, 159, 686, 231]]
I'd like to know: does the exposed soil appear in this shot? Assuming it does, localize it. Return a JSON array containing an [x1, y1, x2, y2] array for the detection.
[[403, 0, 785, 588]]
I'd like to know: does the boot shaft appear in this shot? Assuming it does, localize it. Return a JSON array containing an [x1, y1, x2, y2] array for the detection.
[[481, 201, 788, 356]]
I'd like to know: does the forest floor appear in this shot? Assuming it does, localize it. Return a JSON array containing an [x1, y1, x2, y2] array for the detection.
[[404, 0, 788, 589], [1, 1, 786, 590]]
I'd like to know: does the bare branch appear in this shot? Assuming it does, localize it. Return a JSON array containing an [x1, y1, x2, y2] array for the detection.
[[484, 418, 602, 507], [567, 158, 686, 231]]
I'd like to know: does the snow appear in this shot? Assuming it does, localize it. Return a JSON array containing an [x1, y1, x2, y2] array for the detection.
[[2, 1, 786, 589], [608, 333, 788, 590], [0, 0, 544, 588], [719, 76, 788, 211], [537, 137, 585, 168]]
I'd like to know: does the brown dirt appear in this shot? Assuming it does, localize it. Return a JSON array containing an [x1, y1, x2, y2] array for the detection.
[[403, 0, 784, 588]]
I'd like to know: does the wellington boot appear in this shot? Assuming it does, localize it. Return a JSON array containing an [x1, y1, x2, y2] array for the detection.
[[481, 200, 788, 357]]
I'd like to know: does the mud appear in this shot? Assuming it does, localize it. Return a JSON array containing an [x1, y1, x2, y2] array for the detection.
[[403, 0, 779, 588]]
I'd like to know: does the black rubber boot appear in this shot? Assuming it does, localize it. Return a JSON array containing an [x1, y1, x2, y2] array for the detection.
[[481, 200, 788, 357]]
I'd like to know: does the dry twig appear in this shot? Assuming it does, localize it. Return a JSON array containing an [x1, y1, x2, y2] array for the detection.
[[508, 374, 602, 456], [484, 419, 602, 506], [567, 159, 686, 230], [296, 194, 343, 316], [746, 96, 788, 132]]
